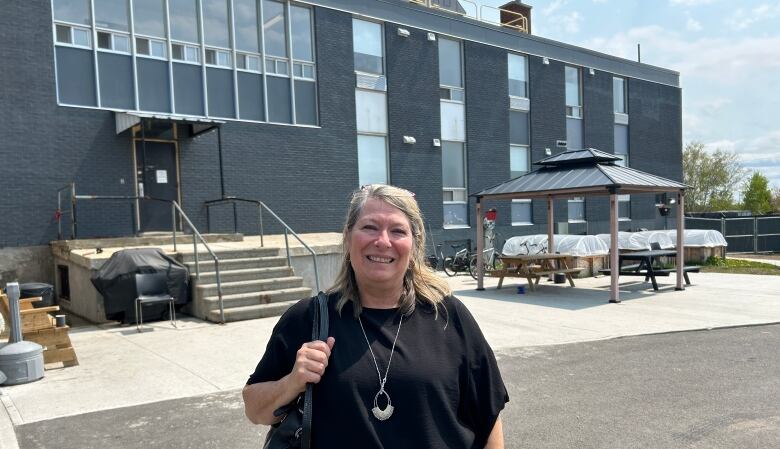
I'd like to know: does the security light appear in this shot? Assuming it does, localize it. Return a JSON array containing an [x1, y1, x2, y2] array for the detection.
[[397, 28, 410, 37]]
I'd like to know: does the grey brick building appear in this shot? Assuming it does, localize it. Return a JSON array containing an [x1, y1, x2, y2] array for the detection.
[[0, 0, 682, 257]]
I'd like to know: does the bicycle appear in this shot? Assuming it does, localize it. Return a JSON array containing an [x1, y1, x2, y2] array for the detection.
[[468, 229, 503, 280], [516, 240, 548, 255], [443, 242, 473, 276]]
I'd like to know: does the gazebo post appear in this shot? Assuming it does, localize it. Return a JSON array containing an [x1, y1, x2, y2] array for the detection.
[[609, 191, 620, 303], [476, 198, 484, 291], [547, 195, 554, 253], [676, 191, 685, 290]]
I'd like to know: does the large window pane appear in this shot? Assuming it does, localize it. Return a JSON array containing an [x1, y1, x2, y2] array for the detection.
[[173, 62, 204, 115], [203, 0, 230, 48], [566, 117, 583, 150], [234, 0, 260, 53], [443, 204, 468, 227], [170, 0, 199, 43], [613, 77, 626, 113], [442, 141, 465, 188], [133, 0, 166, 37], [263, 0, 287, 57], [55, 47, 97, 106], [565, 66, 580, 107], [95, 0, 129, 31], [508, 53, 527, 97], [295, 80, 317, 125], [614, 124, 628, 154], [237, 71, 264, 120], [355, 90, 387, 134], [53, 0, 91, 25], [440, 102, 465, 141], [353, 19, 383, 74], [291, 6, 313, 62], [98, 53, 134, 108], [358, 135, 388, 186], [207, 67, 235, 118], [137, 58, 171, 112], [438, 38, 462, 87], [510, 145, 529, 178], [509, 110, 529, 145], [267, 76, 292, 123], [568, 199, 585, 222], [618, 195, 630, 219]]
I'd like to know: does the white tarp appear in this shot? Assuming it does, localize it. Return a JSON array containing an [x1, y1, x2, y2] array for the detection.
[[663, 229, 728, 247], [596, 230, 727, 249], [502, 234, 610, 257]]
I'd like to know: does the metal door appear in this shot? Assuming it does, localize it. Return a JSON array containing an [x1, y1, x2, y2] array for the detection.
[[135, 141, 179, 232]]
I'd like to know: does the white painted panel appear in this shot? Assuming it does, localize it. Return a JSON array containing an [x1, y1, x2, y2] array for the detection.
[[355, 90, 387, 134], [440, 101, 465, 141]]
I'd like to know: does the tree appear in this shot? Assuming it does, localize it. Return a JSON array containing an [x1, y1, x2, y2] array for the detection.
[[742, 172, 773, 215], [772, 187, 780, 212], [682, 141, 747, 212]]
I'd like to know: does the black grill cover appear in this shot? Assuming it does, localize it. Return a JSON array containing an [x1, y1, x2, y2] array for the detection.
[[91, 248, 189, 323]]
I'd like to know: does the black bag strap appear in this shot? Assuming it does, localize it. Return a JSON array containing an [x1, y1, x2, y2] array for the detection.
[[301, 292, 328, 449]]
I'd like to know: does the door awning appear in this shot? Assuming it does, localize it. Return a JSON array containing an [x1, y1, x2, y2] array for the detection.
[[115, 112, 225, 135]]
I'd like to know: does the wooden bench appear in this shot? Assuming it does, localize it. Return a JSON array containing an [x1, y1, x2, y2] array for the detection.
[[598, 266, 700, 288], [530, 268, 583, 287], [0, 293, 78, 368]]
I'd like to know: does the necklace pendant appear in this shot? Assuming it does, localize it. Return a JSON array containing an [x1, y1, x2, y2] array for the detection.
[[372, 389, 394, 421]]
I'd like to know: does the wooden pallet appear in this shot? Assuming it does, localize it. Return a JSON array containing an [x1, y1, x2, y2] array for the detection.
[[0, 293, 79, 368]]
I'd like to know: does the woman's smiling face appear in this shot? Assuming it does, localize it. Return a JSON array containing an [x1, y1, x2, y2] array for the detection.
[[348, 198, 413, 294]]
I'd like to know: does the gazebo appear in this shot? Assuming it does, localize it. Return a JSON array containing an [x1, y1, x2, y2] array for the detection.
[[472, 148, 688, 303]]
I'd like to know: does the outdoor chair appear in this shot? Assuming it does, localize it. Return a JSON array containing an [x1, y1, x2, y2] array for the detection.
[[650, 242, 662, 250], [134, 273, 176, 332]]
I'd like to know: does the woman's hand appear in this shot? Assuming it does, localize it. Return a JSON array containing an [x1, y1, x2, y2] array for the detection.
[[287, 337, 336, 394]]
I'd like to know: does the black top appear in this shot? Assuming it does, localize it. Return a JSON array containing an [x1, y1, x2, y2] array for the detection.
[[247, 294, 509, 449]]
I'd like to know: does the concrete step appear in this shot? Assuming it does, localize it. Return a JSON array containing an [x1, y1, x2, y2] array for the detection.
[[196, 276, 304, 297], [194, 266, 293, 284], [201, 286, 312, 311], [208, 300, 300, 322], [177, 246, 280, 263], [184, 256, 287, 272]]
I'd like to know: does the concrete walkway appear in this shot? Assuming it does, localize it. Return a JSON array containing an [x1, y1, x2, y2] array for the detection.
[[2, 271, 779, 446]]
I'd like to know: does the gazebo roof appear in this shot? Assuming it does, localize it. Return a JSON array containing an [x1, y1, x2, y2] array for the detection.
[[473, 148, 687, 199]]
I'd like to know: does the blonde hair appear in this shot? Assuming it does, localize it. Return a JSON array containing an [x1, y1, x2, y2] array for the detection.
[[327, 184, 451, 319]]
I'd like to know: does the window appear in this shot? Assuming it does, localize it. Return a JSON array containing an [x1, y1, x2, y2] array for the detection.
[[614, 124, 629, 166], [438, 38, 462, 88], [353, 19, 383, 74], [206, 48, 231, 67], [442, 141, 468, 227], [511, 200, 532, 225], [95, 0, 129, 31], [266, 57, 289, 75], [510, 146, 529, 179], [510, 111, 529, 178], [439, 87, 464, 102], [508, 53, 528, 98], [55, 25, 92, 48], [172, 43, 200, 62], [291, 6, 313, 63], [357, 135, 388, 186], [133, 0, 166, 37], [263, 0, 287, 57], [613, 77, 626, 114], [565, 66, 582, 118], [568, 197, 585, 222], [202, 0, 230, 48], [136, 37, 166, 58], [97, 31, 130, 53], [293, 63, 315, 80], [618, 195, 631, 220], [169, 0, 199, 43], [53, 0, 91, 25], [237, 53, 261, 72], [234, 0, 260, 53]]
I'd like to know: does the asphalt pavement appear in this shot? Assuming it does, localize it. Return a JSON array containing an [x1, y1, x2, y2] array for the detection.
[[14, 324, 780, 449]]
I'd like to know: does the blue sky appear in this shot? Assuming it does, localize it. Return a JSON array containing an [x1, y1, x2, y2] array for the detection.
[[473, 0, 780, 190]]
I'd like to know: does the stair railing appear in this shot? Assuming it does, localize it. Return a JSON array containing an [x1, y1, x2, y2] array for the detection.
[[54, 183, 226, 323], [204, 197, 320, 292]]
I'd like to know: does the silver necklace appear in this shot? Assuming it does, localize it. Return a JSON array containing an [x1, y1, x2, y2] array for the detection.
[[358, 313, 403, 421]]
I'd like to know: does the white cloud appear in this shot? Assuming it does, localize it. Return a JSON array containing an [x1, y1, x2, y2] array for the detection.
[[702, 130, 780, 162], [686, 17, 702, 31], [726, 4, 780, 30], [541, 0, 567, 16], [560, 12, 582, 33], [670, 0, 715, 6]]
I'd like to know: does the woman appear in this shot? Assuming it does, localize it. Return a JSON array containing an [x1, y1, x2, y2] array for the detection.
[[243, 184, 508, 448]]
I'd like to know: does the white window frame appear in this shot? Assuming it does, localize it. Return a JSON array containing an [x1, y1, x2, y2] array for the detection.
[[440, 85, 465, 103], [618, 194, 631, 221], [236, 52, 262, 73], [293, 60, 316, 80], [565, 66, 582, 119], [135, 35, 167, 59], [510, 144, 530, 178], [96, 29, 131, 54], [352, 18, 385, 76], [205, 47, 232, 68], [508, 53, 529, 99], [442, 141, 469, 229], [511, 199, 533, 226], [265, 56, 290, 76], [357, 132, 389, 186], [613, 76, 627, 115], [54, 23, 93, 49], [567, 197, 586, 223], [171, 42, 201, 64]]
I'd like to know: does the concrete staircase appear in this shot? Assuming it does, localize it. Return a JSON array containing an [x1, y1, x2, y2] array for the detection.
[[179, 247, 311, 323]]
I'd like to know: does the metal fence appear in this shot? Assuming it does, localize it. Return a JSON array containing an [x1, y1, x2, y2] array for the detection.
[[686, 216, 780, 253]]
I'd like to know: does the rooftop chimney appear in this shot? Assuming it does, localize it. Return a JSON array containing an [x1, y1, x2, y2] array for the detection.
[[499, 1, 532, 34]]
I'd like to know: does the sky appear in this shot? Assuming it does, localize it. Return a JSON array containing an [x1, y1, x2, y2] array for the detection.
[[472, 0, 780, 191]]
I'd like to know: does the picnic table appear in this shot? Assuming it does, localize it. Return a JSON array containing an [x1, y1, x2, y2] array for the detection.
[[599, 249, 700, 291], [494, 254, 583, 291]]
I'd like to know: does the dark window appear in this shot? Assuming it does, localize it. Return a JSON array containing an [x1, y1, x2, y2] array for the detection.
[[137, 58, 171, 112], [206, 67, 235, 118], [266, 76, 292, 123], [294, 80, 317, 125], [237, 72, 265, 121], [98, 52, 134, 109], [55, 46, 97, 106], [509, 110, 529, 145], [173, 62, 204, 115]]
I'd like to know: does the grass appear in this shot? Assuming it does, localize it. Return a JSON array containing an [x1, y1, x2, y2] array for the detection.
[[700, 256, 780, 276]]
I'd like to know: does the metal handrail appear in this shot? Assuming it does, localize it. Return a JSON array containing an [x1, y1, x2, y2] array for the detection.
[[54, 184, 226, 323], [204, 197, 321, 292], [408, 0, 528, 33]]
